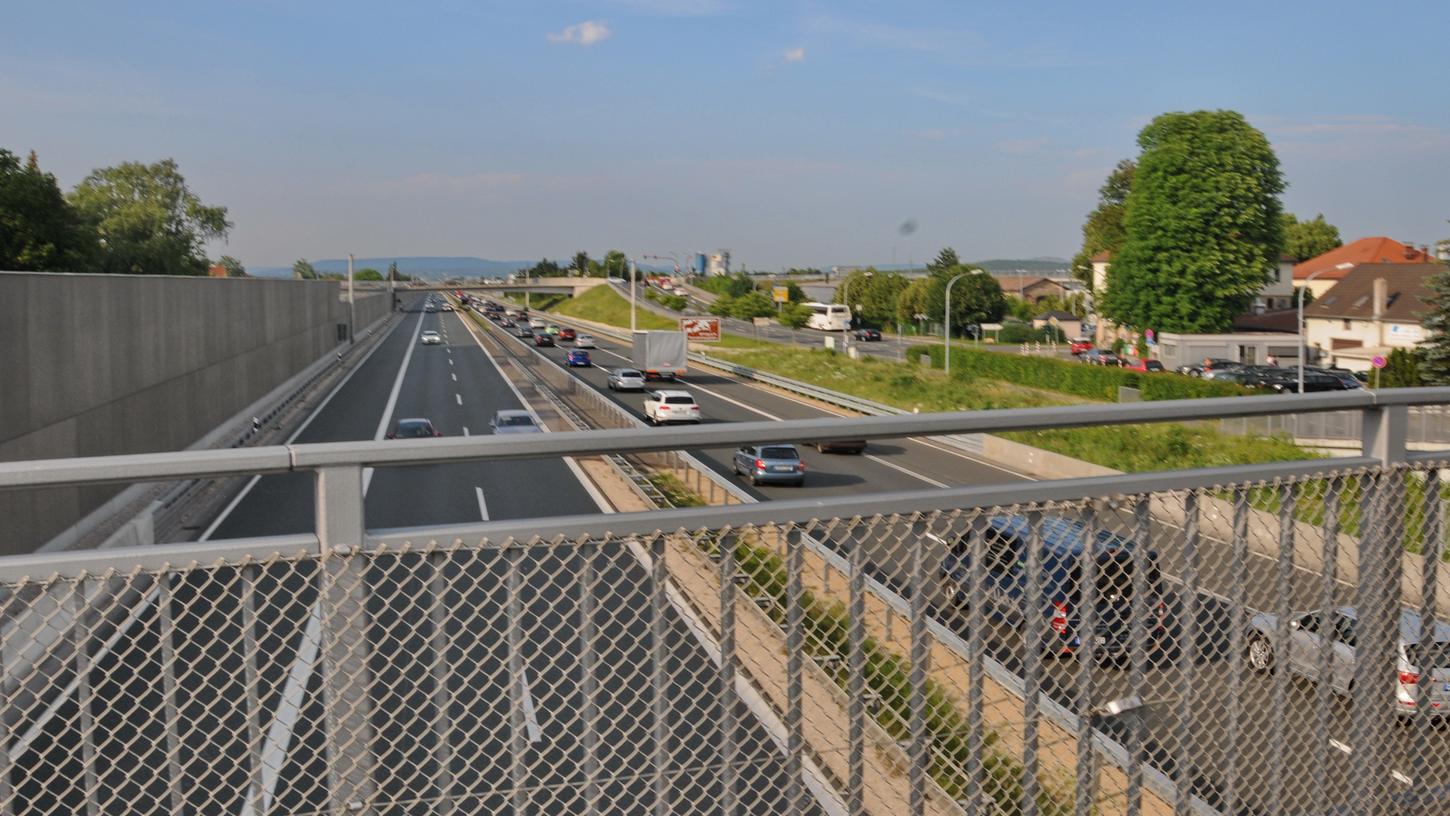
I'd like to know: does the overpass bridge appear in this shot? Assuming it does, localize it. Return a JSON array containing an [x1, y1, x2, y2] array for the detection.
[[360, 276, 610, 297]]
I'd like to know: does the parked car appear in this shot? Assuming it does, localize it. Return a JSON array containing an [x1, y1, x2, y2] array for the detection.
[[386, 418, 441, 439], [732, 444, 806, 486], [1266, 372, 1348, 393], [1177, 358, 1242, 377], [1070, 338, 1095, 356], [558, 327, 577, 341], [814, 439, 868, 454], [575, 334, 596, 349], [1309, 366, 1366, 390], [566, 349, 592, 367], [936, 514, 1170, 664], [642, 390, 701, 425], [853, 328, 882, 342], [1080, 349, 1121, 367], [1122, 358, 1164, 373], [489, 409, 541, 435], [533, 333, 555, 347], [1203, 367, 1263, 385], [420, 330, 443, 345], [608, 368, 646, 391], [1246, 606, 1450, 716]]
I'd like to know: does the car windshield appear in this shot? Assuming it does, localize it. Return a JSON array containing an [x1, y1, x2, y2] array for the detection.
[[760, 447, 799, 460], [395, 422, 433, 437], [664, 396, 695, 405], [497, 414, 534, 427], [617, 369, 641, 378], [1406, 640, 1450, 670]]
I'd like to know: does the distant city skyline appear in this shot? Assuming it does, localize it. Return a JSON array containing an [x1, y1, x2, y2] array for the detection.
[[3, 1, 1447, 270]]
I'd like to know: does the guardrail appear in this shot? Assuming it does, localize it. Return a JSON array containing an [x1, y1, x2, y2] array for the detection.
[[1, 386, 1447, 814]]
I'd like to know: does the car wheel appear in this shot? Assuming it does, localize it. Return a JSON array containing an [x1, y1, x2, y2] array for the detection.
[[816, 444, 826, 453], [1246, 634, 1274, 672], [749, 473, 760, 487]]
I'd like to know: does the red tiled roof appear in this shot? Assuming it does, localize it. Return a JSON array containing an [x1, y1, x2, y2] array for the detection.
[[1090, 251, 1112, 262], [1292, 237, 1432, 281]]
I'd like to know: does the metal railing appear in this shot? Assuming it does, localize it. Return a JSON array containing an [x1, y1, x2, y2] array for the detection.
[[2, 390, 1449, 815]]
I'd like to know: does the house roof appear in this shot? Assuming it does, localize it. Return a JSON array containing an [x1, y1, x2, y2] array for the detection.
[[1293, 237, 1433, 281], [1034, 310, 1080, 321], [1303, 263, 1446, 322], [993, 275, 1061, 292]]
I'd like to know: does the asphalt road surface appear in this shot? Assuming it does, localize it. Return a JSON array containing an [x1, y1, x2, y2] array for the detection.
[[11, 297, 813, 815], [487, 301, 1450, 814]]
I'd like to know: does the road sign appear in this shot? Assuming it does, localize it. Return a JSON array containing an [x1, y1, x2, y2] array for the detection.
[[1145, 329, 1155, 344], [752, 317, 772, 327], [680, 317, 721, 342], [1371, 354, 1388, 369], [772, 285, 790, 303]]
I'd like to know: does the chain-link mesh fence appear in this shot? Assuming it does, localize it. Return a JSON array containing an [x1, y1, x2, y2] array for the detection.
[[4, 460, 1449, 815]]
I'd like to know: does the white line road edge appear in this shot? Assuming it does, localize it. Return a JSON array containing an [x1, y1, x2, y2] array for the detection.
[[476, 486, 490, 521]]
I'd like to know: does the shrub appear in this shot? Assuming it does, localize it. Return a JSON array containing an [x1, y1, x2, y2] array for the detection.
[[906, 344, 1256, 402], [779, 302, 814, 329]]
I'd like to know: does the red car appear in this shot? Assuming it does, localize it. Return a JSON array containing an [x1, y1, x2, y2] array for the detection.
[[1070, 338, 1094, 355], [558, 327, 577, 341], [1123, 358, 1165, 373]]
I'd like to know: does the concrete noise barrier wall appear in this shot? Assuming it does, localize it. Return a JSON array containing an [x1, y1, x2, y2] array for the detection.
[[0, 271, 391, 553]]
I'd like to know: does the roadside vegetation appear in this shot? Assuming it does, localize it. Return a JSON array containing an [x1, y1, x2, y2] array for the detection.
[[543, 284, 774, 349]]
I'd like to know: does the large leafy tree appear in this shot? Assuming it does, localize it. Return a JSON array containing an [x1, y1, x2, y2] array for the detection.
[[1281, 212, 1342, 261], [1419, 263, 1450, 385], [926, 247, 960, 275], [68, 158, 230, 275], [0, 149, 94, 271], [1070, 159, 1135, 285], [895, 277, 934, 328], [601, 250, 628, 279], [1101, 110, 1285, 334], [571, 251, 591, 277], [528, 258, 562, 278], [293, 258, 318, 279], [924, 266, 1006, 338], [832, 268, 909, 328], [217, 255, 246, 277]]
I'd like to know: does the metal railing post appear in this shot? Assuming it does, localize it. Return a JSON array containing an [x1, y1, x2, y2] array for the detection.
[[427, 551, 456, 816], [785, 528, 805, 815], [651, 535, 671, 816], [507, 543, 530, 815], [240, 566, 266, 816], [1022, 511, 1044, 816], [1075, 505, 1099, 816], [580, 538, 602, 814], [314, 464, 375, 813], [156, 576, 187, 816], [908, 519, 930, 816], [718, 532, 740, 816], [1313, 482, 1341, 805], [1127, 498, 1150, 816], [847, 527, 867, 816], [1222, 489, 1249, 816], [73, 580, 100, 816], [1414, 470, 1442, 802], [964, 516, 987, 814]]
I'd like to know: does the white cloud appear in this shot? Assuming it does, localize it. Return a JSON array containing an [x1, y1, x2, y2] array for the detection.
[[782, 47, 806, 63], [546, 20, 611, 46]]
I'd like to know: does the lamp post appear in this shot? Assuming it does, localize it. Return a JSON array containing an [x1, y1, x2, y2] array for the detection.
[[842, 270, 873, 347], [944, 272, 969, 375], [1298, 265, 1343, 393], [346, 253, 356, 344], [628, 257, 638, 334]]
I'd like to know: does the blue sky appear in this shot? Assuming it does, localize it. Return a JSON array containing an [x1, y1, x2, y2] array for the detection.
[[4, 0, 1447, 269]]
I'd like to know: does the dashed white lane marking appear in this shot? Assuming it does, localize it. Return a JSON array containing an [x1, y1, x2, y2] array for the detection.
[[449, 358, 454, 366], [452, 373, 457, 382], [462, 426, 470, 436], [476, 486, 490, 521], [519, 666, 543, 744], [456, 393, 463, 406]]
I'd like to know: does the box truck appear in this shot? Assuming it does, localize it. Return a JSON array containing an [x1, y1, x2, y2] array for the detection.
[[632, 330, 688, 380]]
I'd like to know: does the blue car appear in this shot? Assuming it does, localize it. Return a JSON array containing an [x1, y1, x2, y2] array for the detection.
[[935, 514, 1169, 664], [566, 349, 592, 367], [731, 444, 806, 486]]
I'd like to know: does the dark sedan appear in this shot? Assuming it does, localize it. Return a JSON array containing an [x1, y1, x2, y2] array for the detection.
[[853, 328, 882, 341]]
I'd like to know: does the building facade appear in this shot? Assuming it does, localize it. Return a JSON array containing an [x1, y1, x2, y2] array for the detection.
[[1302, 263, 1442, 372]]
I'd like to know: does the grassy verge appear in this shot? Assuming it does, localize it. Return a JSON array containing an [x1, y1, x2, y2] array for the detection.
[[645, 472, 705, 507], [544, 284, 774, 349]]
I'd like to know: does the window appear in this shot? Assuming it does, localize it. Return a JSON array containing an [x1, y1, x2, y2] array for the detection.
[[1343, 319, 1352, 331]]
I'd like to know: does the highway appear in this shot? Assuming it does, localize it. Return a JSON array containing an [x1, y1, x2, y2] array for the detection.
[[482, 299, 1450, 814], [12, 296, 812, 815]]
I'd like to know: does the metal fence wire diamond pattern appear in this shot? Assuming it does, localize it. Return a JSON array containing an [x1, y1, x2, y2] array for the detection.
[[5, 462, 1450, 815]]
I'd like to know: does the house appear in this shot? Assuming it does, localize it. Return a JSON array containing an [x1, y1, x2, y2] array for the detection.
[[992, 275, 1070, 304], [1292, 237, 1433, 299], [1090, 251, 1296, 343], [1302, 263, 1444, 372], [1031, 310, 1083, 339]]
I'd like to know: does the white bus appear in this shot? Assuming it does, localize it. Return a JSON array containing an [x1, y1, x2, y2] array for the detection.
[[803, 302, 852, 331]]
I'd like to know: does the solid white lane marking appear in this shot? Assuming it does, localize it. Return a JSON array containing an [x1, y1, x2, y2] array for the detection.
[[1329, 739, 1351, 755], [519, 666, 543, 744], [864, 453, 949, 488], [456, 393, 463, 406], [363, 311, 426, 493], [452, 373, 457, 382], [476, 486, 490, 521], [462, 426, 470, 436], [245, 602, 323, 816]]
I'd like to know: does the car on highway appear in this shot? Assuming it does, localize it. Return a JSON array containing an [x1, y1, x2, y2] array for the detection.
[[566, 349, 592, 367], [574, 334, 596, 349], [544, 325, 561, 337], [500, 318, 516, 328], [1122, 358, 1164, 373], [607, 368, 646, 391], [489, 409, 542, 435], [1070, 338, 1094, 355], [558, 327, 577, 341], [518, 326, 534, 338], [1079, 349, 1121, 366], [386, 417, 441, 439], [441, 304, 453, 312], [529, 318, 546, 330], [813, 439, 867, 454], [533, 333, 556, 347], [1245, 606, 1450, 716], [936, 514, 1169, 665], [642, 390, 701, 425], [853, 328, 882, 342], [425, 304, 435, 312], [732, 444, 806, 486], [420, 330, 443, 345]]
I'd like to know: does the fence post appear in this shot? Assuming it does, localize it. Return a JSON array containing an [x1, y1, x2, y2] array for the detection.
[[314, 464, 375, 813]]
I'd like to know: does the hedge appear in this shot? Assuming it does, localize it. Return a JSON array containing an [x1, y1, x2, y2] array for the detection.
[[905, 344, 1256, 402]]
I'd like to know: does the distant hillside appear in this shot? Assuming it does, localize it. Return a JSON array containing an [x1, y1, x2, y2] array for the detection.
[[972, 258, 1071, 275], [250, 256, 536, 279]]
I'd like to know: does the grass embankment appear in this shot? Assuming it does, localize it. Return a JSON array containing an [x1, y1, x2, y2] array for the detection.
[[544, 284, 774, 349]]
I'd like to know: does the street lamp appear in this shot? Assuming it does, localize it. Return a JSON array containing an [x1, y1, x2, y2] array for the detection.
[[628, 257, 639, 334], [842, 270, 873, 348], [1298, 263, 1349, 393], [944, 272, 970, 375]]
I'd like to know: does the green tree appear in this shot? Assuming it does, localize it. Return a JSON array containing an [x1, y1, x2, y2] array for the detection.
[[1071, 159, 1135, 285], [217, 255, 246, 277], [354, 267, 385, 281], [1100, 110, 1285, 334], [925, 267, 1006, 337], [528, 258, 562, 278], [571, 251, 591, 277], [895, 277, 934, 329], [1378, 347, 1424, 388], [0, 149, 94, 271], [601, 250, 628, 279], [68, 158, 230, 275], [779, 302, 814, 328], [728, 290, 777, 320], [1281, 212, 1342, 261], [926, 247, 960, 275], [832, 268, 909, 328], [293, 258, 318, 280], [1419, 263, 1450, 385]]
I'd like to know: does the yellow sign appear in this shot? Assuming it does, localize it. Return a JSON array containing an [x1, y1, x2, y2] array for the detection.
[[772, 286, 790, 303]]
